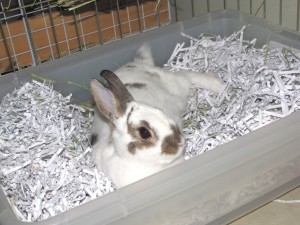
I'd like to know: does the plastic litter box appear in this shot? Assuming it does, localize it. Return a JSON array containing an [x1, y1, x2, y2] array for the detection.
[[1, 10, 300, 225]]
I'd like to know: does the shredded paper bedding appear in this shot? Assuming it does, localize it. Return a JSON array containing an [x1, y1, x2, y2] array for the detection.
[[1, 26, 300, 221], [0, 80, 113, 221]]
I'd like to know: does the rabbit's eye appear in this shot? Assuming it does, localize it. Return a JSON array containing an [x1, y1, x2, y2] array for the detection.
[[138, 127, 151, 139]]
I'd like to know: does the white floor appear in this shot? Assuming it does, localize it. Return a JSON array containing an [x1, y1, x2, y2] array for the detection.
[[230, 187, 300, 225]]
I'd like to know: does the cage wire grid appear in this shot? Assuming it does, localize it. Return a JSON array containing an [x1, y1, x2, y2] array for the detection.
[[2, 0, 300, 76], [0, 0, 170, 75]]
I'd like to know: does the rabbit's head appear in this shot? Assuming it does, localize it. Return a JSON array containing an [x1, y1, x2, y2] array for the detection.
[[90, 70, 184, 165]]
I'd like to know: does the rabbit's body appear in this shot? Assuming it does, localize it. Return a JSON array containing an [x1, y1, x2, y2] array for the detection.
[[90, 45, 224, 188]]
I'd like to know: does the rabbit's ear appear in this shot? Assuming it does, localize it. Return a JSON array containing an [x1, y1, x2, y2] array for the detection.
[[134, 43, 154, 66], [90, 70, 134, 122], [90, 80, 132, 123], [90, 79, 118, 121]]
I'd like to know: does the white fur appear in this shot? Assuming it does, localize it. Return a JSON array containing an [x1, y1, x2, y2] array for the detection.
[[91, 44, 224, 188]]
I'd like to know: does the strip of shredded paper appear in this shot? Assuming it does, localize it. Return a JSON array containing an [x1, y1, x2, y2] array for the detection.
[[1, 26, 300, 222]]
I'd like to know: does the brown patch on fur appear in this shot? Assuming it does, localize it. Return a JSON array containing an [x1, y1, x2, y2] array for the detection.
[[125, 83, 147, 89], [91, 133, 98, 146], [128, 142, 136, 154], [127, 114, 158, 154], [161, 125, 182, 155]]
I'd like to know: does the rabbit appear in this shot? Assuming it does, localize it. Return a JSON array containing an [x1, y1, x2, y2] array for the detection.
[[90, 44, 224, 188]]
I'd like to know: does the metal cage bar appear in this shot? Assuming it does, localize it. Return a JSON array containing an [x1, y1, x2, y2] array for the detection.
[[116, 0, 123, 38], [72, 9, 82, 51], [19, 0, 39, 66], [0, 20, 15, 72], [94, 0, 103, 45], [136, 0, 143, 33], [47, 0, 61, 58], [156, 0, 161, 27]]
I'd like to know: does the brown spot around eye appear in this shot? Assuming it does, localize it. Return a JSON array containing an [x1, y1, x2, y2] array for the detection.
[[161, 125, 182, 155], [127, 119, 157, 155]]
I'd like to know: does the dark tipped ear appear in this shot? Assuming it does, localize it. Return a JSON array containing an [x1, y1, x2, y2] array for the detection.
[[90, 70, 134, 121], [100, 70, 134, 104]]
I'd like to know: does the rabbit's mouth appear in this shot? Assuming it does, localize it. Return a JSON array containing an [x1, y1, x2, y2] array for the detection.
[[178, 141, 185, 148]]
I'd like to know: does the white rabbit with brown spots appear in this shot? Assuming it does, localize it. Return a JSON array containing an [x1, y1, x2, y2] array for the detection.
[[90, 44, 224, 188]]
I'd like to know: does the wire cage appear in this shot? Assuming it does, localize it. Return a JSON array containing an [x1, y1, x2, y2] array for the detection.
[[1, 0, 300, 76], [0, 0, 170, 75]]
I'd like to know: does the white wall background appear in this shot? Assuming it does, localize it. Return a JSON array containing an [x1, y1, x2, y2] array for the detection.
[[172, 0, 300, 32]]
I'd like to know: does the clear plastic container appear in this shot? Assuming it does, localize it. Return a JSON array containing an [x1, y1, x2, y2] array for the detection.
[[1, 10, 300, 225]]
